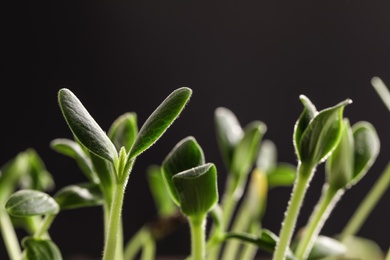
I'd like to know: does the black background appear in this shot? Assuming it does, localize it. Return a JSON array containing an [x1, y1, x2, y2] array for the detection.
[[1, 1, 390, 259]]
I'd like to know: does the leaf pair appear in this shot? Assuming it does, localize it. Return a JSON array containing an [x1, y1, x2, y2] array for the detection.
[[162, 137, 218, 217], [215, 107, 267, 179], [58, 87, 192, 179], [6, 183, 104, 218], [294, 95, 352, 170]]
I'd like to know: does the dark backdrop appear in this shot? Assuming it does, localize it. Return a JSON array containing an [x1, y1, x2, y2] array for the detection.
[[1, 1, 390, 259]]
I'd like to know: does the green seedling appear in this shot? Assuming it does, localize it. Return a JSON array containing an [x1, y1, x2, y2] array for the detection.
[[273, 95, 351, 260], [162, 136, 218, 260], [2, 81, 389, 260]]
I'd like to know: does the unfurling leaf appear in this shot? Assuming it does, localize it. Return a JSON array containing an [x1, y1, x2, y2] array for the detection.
[[108, 112, 138, 152], [294, 95, 352, 169], [172, 163, 218, 217], [162, 136, 205, 206]]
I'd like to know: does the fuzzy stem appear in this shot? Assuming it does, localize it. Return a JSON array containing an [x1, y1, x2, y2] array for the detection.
[[340, 162, 390, 240], [273, 162, 314, 260], [0, 210, 21, 260], [103, 181, 126, 260], [295, 184, 343, 260], [189, 214, 206, 260]]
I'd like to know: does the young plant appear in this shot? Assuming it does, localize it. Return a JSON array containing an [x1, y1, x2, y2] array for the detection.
[[294, 119, 380, 260], [273, 95, 351, 260], [161, 136, 218, 260]]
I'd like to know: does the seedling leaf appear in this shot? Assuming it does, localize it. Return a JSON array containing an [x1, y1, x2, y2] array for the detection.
[[295, 97, 351, 168], [129, 87, 192, 159], [6, 190, 59, 217], [54, 183, 104, 210], [214, 107, 244, 170], [172, 163, 218, 217], [22, 237, 62, 260], [108, 112, 138, 152], [50, 138, 99, 184], [231, 121, 267, 178], [58, 88, 118, 163], [162, 136, 205, 206]]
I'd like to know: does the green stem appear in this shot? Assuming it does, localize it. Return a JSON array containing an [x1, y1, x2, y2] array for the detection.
[[34, 214, 56, 238], [207, 176, 241, 260], [240, 222, 261, 260], [0, 210, 21, 260], [273, 163, 314, 260], [124, 226, 149, 260], [189, 214, 206, 260], [221, 200, 251, 260], [103, 181, 126, 260], [339, 162, 390, 240], [141, 230, 156, 260], [294, 184, 343, 260]]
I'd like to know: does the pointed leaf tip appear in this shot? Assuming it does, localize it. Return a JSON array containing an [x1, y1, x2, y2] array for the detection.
[[129, 87, 192, 159], [58, 88, 118, 163]]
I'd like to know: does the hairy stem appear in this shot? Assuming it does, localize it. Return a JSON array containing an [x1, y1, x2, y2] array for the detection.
[[295, 184, 343, 260], [340, 162, 390, 240], [273, 162, 314, 260], [103, 181, 126, 260]]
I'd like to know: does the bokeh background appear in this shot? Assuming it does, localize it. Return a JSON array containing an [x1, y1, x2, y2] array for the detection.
[[2, 1, 390, 259]]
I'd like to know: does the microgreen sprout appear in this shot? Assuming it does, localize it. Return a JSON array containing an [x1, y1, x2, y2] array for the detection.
[[1, 82, 389, 260]]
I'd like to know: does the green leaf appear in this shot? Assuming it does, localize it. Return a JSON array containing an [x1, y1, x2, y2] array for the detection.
[[129, 87, 192, 159], [108, 112, 138, 152], [54, 183, 104, 210], [326, 120, 354, 190], [350, 121, 380, 187], [20, 149, 55, 192], [6, 190, 59, 217], [162, 136, 205, 206], [0, 151, 30, 203], [214, 107, 244, 170], [231, 121, 267, 178], [22, 237, 62, 260], [172, 163, 218, 217], [256, 139, 277, 173], [267, 163, 297, 188], [293, 95, 318, 159], [295, 97, 352, 168], [50, 138, 99, 184], [326, 121, 380, 190], [58, 88, 118, 163], [146, 165, 176, 216], [306, 236, 346, 260]]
